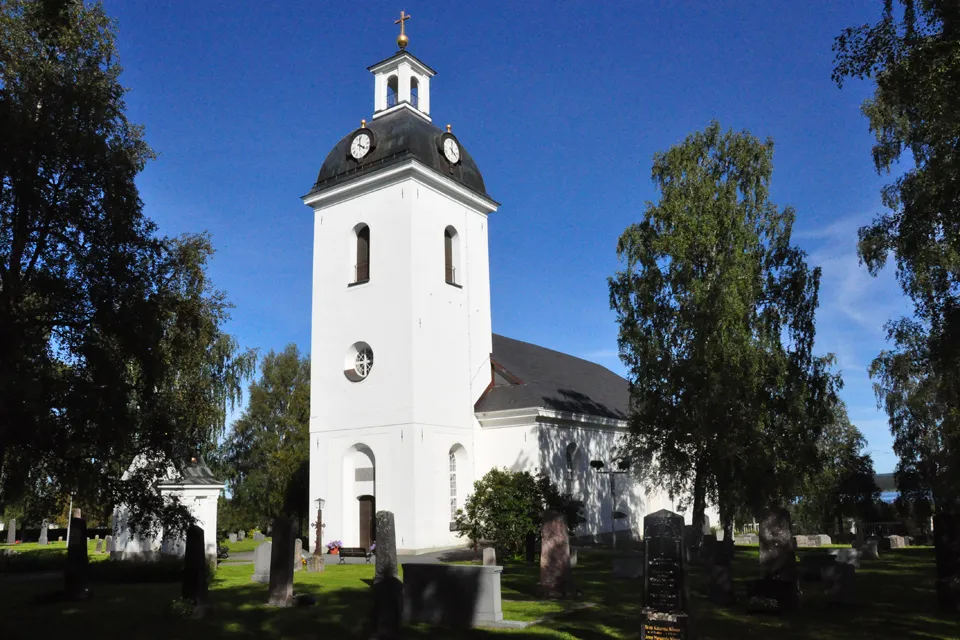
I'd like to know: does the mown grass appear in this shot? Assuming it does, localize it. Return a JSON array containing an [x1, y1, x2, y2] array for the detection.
[[221, 536, 270, 555], [0, 546, 955, 638]]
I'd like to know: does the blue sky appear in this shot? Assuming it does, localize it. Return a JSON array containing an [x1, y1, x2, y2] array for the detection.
[[104, 1, 908, 472]]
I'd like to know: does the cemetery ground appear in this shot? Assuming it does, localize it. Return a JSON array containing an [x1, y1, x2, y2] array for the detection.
[[0, 543, 956, 639]]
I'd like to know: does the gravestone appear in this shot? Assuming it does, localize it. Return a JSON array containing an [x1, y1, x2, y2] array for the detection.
[[252, 541, 272, 583], [253, 531, 264, 542], [708, 543, 736, 606], [700, 534, 718, 563], [38, 520, 49, 546], [228, 533, 237, 543], [860, 539, 880, 560], [375, 510, 398, 583], [306, 554, 325, 573], [58, 536, 63, 543], [238, 530, 245, 541], [755, 508, 799, 611], [642, 509, 688, 639], [570, 547, 578, 568], [482, 547, 496, 566], [6, 519, 15, 544], [830, 547, 861, 568], [293, 538, 303, 572], [182, 525, 209, 606], [815, 534, 832, 546], [823, 562, 856, 603], [95, 538, 103, 553], [267, 517, 295, 606], [539, 509, 571, 597], [105, 535, 114, 553], [734, 533, 759, 545], [933, 513, 960, 612], [799, 554, 836, 581], [702, 515, 711, 535], [886, 535, 907, 549], [64, 516, 89, 600], [372, 575, 404, 639], [402, 563, 504, 626]]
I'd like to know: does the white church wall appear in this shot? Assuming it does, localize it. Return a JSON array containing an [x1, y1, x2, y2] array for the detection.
[[112, 486, 220, 563]]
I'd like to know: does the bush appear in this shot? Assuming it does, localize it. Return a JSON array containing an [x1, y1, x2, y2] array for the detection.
[[454, 468, 584, 557]]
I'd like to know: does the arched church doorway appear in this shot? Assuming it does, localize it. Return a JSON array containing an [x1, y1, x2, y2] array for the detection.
[[342, 443, 376, 547], [358, 495, 376, 548]]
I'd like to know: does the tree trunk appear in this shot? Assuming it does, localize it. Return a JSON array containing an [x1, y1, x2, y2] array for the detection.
[[690, 462, 707, 556]]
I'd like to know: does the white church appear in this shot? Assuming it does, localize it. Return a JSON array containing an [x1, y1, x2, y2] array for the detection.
[[304, 26, 714, 555]]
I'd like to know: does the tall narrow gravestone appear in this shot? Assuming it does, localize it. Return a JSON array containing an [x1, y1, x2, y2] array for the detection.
[[6, 519, 15, 545], [539, 509, 571, 597], [641, 509, 688, 640], [182, 525, 208, 606], [267, 517, 295, 607], [375, 510, 398, 582], [38, 520, 49, 546], [64, 516, 89, 600], [752, 507, 799, 612], [293, 538, 303, 572], [252, 541, 272, 583]]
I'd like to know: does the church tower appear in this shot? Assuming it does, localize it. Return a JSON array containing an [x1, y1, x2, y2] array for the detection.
[[303, 17, 498, 554]]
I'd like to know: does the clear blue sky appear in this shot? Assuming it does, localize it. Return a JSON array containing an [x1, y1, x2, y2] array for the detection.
[[103, 1, 908, 472]]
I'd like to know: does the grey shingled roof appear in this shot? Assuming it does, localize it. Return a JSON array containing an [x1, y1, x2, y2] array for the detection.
[[158, 458, 224, 487], [475, 334, 629, 420]]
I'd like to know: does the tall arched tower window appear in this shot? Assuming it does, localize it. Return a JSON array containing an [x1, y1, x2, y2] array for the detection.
[[410, 77, 420, 109], [449, 448, 457, 519], [444, 226, 460, 285], [387, 75, 399, 108], [355, 224, 370, 284]]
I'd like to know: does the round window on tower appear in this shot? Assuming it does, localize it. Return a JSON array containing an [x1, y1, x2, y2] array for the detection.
[[344, 342, 374, 382]]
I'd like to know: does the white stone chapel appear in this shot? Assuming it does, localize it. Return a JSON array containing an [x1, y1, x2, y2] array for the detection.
[[304, 23, 714, 555]]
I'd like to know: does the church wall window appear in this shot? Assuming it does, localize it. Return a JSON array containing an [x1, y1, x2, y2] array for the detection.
[[444, 226, 460, 286], [353, 223, 370, 284], [565, 442, 578, 496], [449, 449, 457, 520], [449, 444, 468, 524], [387, 75, 399, 108]]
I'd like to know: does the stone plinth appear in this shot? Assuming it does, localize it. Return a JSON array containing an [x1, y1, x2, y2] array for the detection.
[[402, 563, 504, 627]]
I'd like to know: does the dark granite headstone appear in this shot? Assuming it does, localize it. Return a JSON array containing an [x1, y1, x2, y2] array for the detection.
[[933, 513, 960, 612], [267, 517, 295, 607], [6, 518, 15, 544], [755, 508, 799, 611], [642, 510, 688, 639], [371, 575, 404, 639], [539, 509, 572, 597], [402, 563, 504, 626], [181, 525, 209, 606], [38, 520, 49, 546], [708, 541, 736, 606], [375, 510, 398, 583], [64, 516, 89, 600]]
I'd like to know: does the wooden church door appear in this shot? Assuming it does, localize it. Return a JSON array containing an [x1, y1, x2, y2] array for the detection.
[[358, 495, 376, 548]]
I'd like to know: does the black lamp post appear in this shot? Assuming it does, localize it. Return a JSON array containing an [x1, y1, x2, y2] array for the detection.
[[590, 458, 631, 550], [314, 497, 326, 555]]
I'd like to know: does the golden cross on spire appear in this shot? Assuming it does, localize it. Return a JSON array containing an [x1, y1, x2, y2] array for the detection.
[[395, 10, 411, 49]]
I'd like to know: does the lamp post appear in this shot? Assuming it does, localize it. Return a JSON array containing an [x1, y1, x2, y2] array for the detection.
[[314, 497, 326, 555], [590, 458, 630, 551]]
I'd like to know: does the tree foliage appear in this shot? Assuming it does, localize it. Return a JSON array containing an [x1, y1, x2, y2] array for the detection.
[[454, 468, 583, 557], [609, 122, 840, 533], [0, 1, 253, 533], [792, 402, 880, 531], [834, 0, 960, 513], [220, 344, 310, 530]]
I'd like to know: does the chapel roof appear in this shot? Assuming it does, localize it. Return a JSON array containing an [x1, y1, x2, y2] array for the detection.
[[157, 458, 225, 487], [308, 108, 489, 199], [476, 334, 629, 420]]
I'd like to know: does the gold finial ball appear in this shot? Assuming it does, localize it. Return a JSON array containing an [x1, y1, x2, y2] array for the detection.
[[397, 32, 409, 49]]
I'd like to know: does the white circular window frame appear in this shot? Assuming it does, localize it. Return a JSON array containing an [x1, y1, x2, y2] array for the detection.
[[344, 341, 374, 382]]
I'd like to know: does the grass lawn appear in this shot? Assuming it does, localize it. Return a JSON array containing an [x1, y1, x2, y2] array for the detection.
[[0, 546, 956, 638], [222, 537, 270, 554]]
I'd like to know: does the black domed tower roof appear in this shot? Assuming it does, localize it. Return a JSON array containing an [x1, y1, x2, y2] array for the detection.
[[309, 108, 489, 199]]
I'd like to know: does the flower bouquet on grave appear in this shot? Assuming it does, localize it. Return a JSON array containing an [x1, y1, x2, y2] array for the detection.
[[369, 542, 376, 554], [326, 540, 342, 554]]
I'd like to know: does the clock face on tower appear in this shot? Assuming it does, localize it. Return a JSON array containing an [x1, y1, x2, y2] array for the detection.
[[442, 136, 460, 164], [350, 130, 373, 160]]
